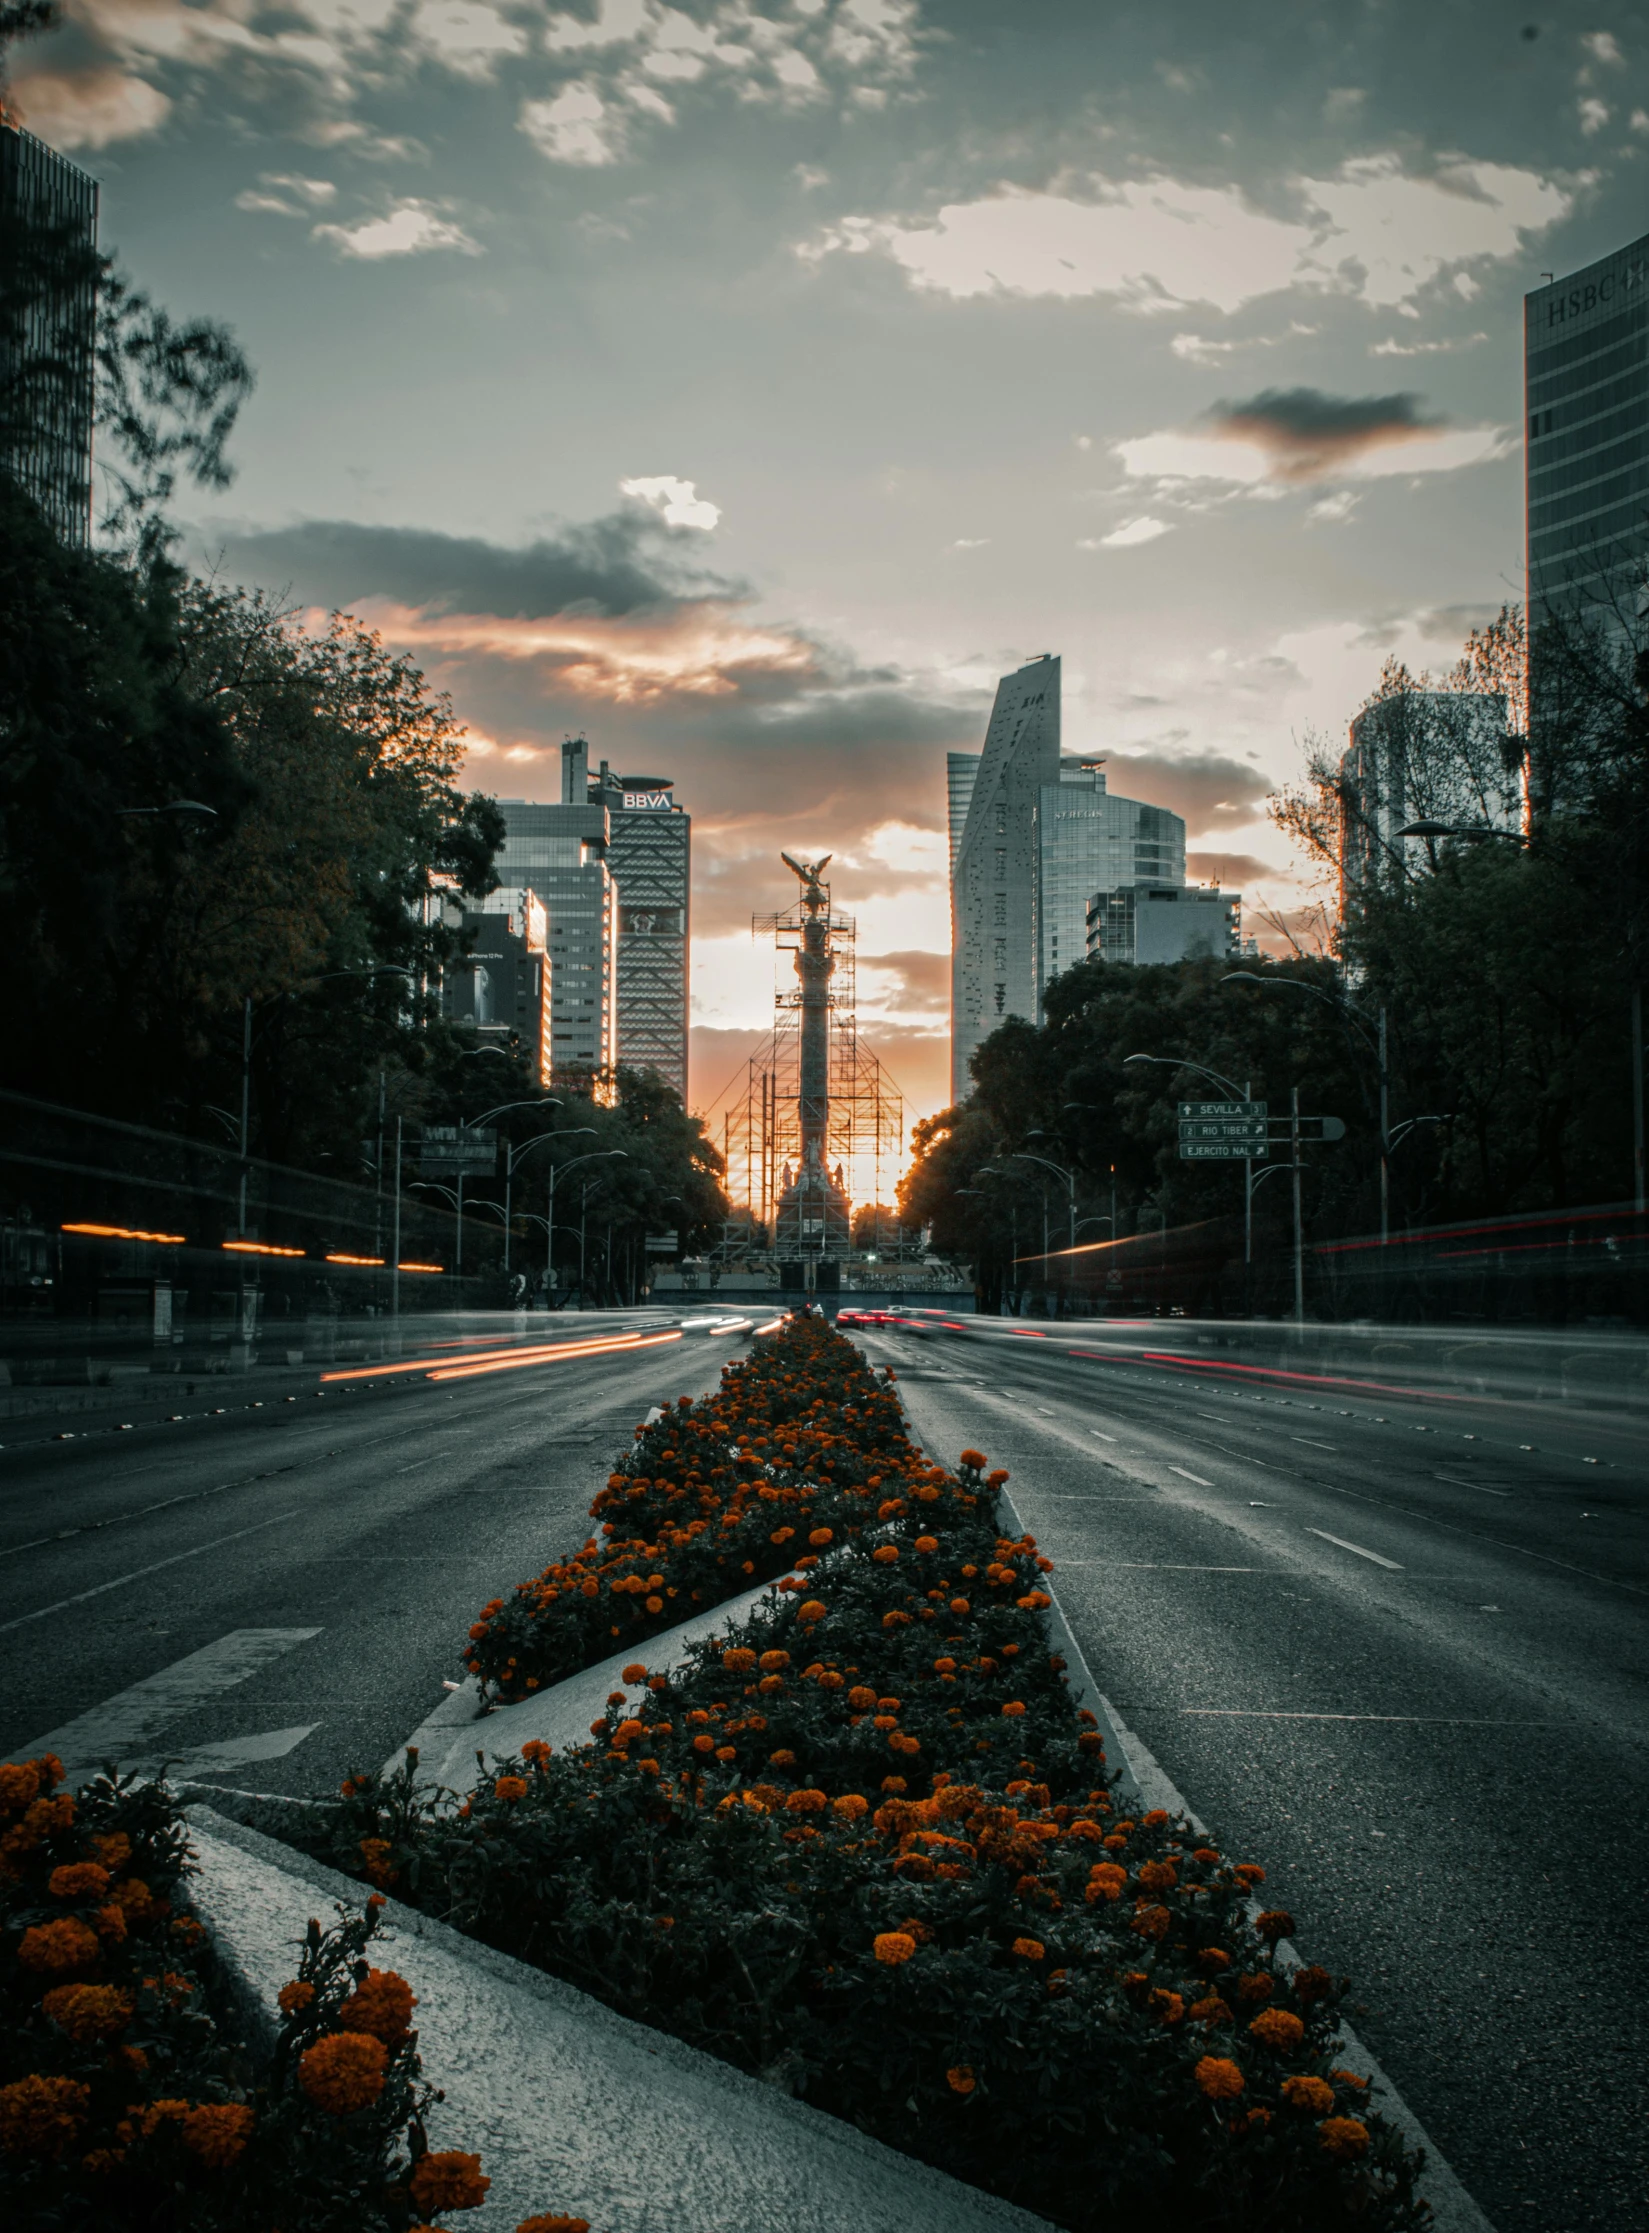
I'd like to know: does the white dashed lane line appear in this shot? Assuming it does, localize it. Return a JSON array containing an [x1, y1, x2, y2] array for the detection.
[[1169, 1466, 1213, 1486], [1308, 1528, 1403, 1572]]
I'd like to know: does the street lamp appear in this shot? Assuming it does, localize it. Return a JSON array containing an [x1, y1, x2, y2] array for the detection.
[[1009, 1147, 1078, 1308], [115, 798, 219, 819]]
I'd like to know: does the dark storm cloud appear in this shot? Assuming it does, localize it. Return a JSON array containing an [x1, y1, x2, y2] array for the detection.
[[212, 512, 743, 621], [1206, 386, 1447, 482], [1102, 749, 1274, 833]]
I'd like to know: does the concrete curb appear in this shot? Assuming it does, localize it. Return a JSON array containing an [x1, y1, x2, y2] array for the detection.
[[998, 1490, 1497, 2233], [184, 1806, 1052, 2233]]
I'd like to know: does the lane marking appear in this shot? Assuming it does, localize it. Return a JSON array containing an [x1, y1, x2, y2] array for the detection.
[[0, 1465, 298, 1562], [1059, 1562, 1271, 1572], [164, 1722, 320, 1775], [1291, 1437, 1338, 1450], [1182, 1709, 1558, 1724], [1434, 1474, 1511, 1498], [1308, 1528, 1402, 1571], [0, 1514, 299, 1635], [1169, 1466, 1213, 1486], [396, 1458, 436, 1472], [15, 1627, 321, 1769], [1088, 1430, 1117, 1442]]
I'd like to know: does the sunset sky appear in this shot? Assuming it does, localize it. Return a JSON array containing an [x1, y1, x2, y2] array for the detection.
[[14, 0, 1649, 1123]]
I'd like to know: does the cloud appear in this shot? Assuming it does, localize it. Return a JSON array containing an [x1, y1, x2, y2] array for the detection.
[[1117, 385, 1510, 488], [1095, 516, 1172, 548], [519, 82, 619, 163], [312, 201, 482, 257], [236, 173, 337, 216], [619, 475, 721, 530], [805, 153, 1572, 316], [861, 948, 949, 1011], [1100, 749, 1275, 835], [1581, 30, 1624, 66], [1185, 851, 1290, 888], [410, 0, 528, 78], [545, 0, 650, 52], [10, 64, 170, 146]]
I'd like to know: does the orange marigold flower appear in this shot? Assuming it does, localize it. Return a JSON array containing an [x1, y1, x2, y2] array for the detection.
[[91, 1833, 131, 1871], [494, 1777, 528, 1803], [1138, 1859, 1178, 1891], [1281, 2074, 1336, 2115], [409, 2150, 491, 2212], [0, 2073, 90, 2157], [808, 1528, 833, 1546], [1085, 1863, 1127, 1903], [785, 1789, 828, 1813], [833, 1794, 869, 1819], [949, 1598, 970, 1614], [1330, 2067, 1369, 2090], [1295, 1964, 1334, 2004], [41, 1984, 131, 2043], [914, 1536, 939, 1553], [278, 1979, 316, 2015], [1233, 1863, 1266, 1885], [0, 1760, 42, 1812], [1131, 1904, 1172, 1941], [768, 1749, 797, 1768], [339, 1969, 416, 2045], [182, 2102, 254, 2167], [946, 2065, 976, 2095], [48, 1862, 110, 1902], [873, 1545, 900, 1564], [722, 1648, 757, 1672], [958, 1450, 988, 1469], [1194, 2056, 1245, 2101], [516, 2219, 591, 2233], [1189, 1996, 1232, 2026], [1320, 2116, 1370, 2161], [799, 1601, 827, 1622], [298, 2031, 388, 2114], [521, 1740, 552, 1767], [693, 1734, 716, 1754], [1255, 1909, 1296, 1944], [1249, 2008, 1305, 2052], [18, 1917, 100, 1973], [1001, 1700, 1026, 1717], [874, 1931, 917, 1965], [848, 1686, 877, 1709], [1011, 1936, 1045, 1960]]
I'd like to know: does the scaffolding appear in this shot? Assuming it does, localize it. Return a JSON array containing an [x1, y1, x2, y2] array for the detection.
[[709, 885, 910, 1260]]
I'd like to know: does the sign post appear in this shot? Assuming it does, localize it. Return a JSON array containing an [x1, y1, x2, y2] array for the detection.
[[415, 1127, 497, 1274]]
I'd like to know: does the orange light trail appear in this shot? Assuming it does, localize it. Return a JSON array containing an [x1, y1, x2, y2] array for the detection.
[[62, 1222, 186, 1245], [320, 1329, 675, 1386], [428, 1329, 683, 1382], [223, 1239, 305, 1258], [326, 1252, 385, 1266], [397, 1261, 444, 1274]]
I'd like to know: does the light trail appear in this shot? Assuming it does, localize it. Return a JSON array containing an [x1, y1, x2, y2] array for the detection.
[[427, 1329, 683, 1381], [320, 1329, 664, 1385]]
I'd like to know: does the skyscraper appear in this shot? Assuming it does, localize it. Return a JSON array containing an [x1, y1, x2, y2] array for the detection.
[[1525, 231, 1649, 626], [949, 655, 1061, 1101], [441, 890, 553, 1084], [0, 122, 99, 544], [589, 760, 690, 1099], [1037, 759, 1184, 994], [1336, 689, 1512, 909], [494, 743, 618, 1080]]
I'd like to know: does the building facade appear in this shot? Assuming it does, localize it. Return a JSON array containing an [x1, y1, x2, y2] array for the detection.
[[494, 744, 618, 1080], [588, 760, 690, 1099], [949, 655, 1061, 1100], [0, 123, 99, 544], [1086, 883, 1241, 966], [442, 891, 553, 1084], [1337, 689, 1512, 909], [1525, 230, 1649, 625], [1037, 759, 1184, 995]]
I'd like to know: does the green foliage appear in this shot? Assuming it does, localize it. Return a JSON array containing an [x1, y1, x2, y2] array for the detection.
[[317, 1322, 1426, 2232]]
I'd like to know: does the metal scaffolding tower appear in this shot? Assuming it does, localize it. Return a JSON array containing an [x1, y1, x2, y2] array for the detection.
[[712, 881, 908, 1259]]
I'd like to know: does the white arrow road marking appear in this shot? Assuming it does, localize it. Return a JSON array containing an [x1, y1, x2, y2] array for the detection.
[[16, 1628, 321, 1782], [1169, 1466, 1212, 1486], [163, 1723, 321, 1776], [1308, 1528, 1403, 1571]]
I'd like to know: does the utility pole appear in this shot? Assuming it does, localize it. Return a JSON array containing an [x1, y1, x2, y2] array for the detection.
[[1291, 1086, 1304, 1327], [237, 996, 252, 1237], [391, 1117, 403, 1327], [1626, 982, 1635, 1214], [1378, 1007, 1390, 1248]]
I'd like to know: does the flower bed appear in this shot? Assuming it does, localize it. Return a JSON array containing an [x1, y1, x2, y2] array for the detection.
[[315, 1321, 1427, 2232], [0, 1755, 577, 2233]]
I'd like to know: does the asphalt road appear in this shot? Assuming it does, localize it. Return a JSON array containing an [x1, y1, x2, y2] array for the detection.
[[0, 1325, 739, 1795], [859, 1320, 1649, 2233]]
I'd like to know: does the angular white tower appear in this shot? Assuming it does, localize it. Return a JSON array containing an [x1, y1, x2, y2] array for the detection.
[[949, 655, 1061, 1101]]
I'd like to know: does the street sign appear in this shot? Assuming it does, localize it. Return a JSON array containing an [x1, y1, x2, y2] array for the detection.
[[1179, 1099, 1266, 1120], [1290, 1114, 1347, 1143], [1180, 1141, 1268, 1161], [1178, 1119, 1267, 1142], [644, 1233, 679, 1252], [418, 1125, 496, 1173]]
